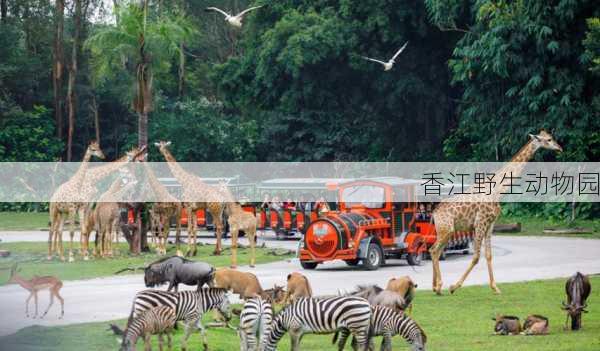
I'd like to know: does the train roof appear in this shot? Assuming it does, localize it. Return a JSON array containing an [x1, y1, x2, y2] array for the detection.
[[257, 178, 354, 190]]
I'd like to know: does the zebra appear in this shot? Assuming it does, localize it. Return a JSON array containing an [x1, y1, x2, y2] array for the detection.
[[120, 305, 177, 351], [333, 305, 426, 351], [261, 296, 371, 351], [126, 288, 231, 351], [238, 297, 273, 351]]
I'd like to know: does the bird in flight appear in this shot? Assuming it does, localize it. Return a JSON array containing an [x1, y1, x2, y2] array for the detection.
[[362, 42, 409, 71], [204, 5, 264, 28]]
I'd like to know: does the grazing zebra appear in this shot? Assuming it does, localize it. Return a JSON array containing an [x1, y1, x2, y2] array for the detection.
[[261, 296, 371, 351], [127, 288, 231, 351], [239, 297, 273, 351], [120, 305, 177, 351], [333, 305, 426, 351]]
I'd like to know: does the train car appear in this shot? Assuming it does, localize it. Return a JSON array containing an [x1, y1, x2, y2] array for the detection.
[[298, 177, 474, 270], [255, 178, 350, 240]]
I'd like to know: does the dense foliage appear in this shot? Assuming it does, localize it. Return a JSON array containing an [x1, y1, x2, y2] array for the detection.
[[0, 0, 598, 218]]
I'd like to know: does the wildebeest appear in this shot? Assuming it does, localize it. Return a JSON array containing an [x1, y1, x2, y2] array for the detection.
[[493, 315, 521, 335], [347, 284, 406, 312], [522, 314, 549, 335], [116, 256, 215, 292], [562, 272, 591, 330], [386, 276, 417, 311]]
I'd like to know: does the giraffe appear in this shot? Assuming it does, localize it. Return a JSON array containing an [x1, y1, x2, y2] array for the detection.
[[93, 170, 138, 257], [429, 130, 563, 295], [143, 161, 182, 256], [218, 182, 258, 268], [48, 141, 105, 261], [154, 141, 228, 257], [226, 203, 258, 268]]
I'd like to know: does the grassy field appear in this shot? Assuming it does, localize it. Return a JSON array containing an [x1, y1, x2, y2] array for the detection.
[[0, 241, 292, 285], [0, 212, 49, 231], [496, 216, 600, 239], [1, 277, 598, 351]]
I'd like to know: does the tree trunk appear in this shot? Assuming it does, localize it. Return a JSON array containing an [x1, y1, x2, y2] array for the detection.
[[91, 96, 100, 143], [138, 111, 148, 149], [1, 0, 7, 21], [53, 0, 65, 141], [67, 0, 82, 161], [178, 42, 185, 98]]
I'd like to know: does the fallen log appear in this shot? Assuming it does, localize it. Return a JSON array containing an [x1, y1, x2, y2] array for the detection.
[[543, 227, 593, 235], [493, 223, 521, 233]]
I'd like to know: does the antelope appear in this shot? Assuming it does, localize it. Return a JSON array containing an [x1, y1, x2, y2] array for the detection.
[[7, 264, 64, 319]]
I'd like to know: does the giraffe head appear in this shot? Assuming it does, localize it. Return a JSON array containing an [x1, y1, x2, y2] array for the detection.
[[86, 141, 105, 159], [124, 145, 147, 162], [154, 140, 172, 153], [529, 130, 563, 153]]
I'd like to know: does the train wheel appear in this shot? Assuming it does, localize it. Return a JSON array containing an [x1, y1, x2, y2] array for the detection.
[[407, 252, 423, 266], [344, 259, 360, 266], [363, 243, 383, 271], [300, 261, 318, 270]]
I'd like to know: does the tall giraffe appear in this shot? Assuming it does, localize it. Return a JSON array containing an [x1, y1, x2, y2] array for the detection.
[[93, 170, 138, 257], [155, 141, 228, 256], [429, 130, 563, 295], [76, 146, 146, 260], [48, 141, 105, 261], [143, 161, 182, 255]]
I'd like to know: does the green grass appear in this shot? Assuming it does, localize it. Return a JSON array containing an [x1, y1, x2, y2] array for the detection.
[[1, 277, 599, 351], [496, 215, 600, 239], [0, 212, 49, 231], [0, 241, 292, 284]]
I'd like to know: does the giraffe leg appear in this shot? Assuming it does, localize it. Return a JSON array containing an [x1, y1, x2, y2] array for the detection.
[[249, 227, 256, 268], [186, 207, 193, 257], [48, 209, 56, 260], [484, 228, 501, 294], [175, 207, 182, 256], [68, 209, 76, 262], [191, 211, 198, 257], [57, 217, 66, 262], [213, 208, 223, 256], [230, 226, 238, 269], [449, 227, 485, 294], [78, 207, 89, 261]]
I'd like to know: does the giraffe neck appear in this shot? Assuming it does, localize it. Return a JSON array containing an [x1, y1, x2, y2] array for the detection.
[[85, 154, 130, 184], [97, 177, 126, 202], [143, 162, 175, 201], [70, 149, 93, 185], [490, 139, 538, 199], [159, 148, 196, 184]]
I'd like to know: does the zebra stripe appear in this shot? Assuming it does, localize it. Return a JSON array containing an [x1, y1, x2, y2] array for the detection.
[[239, 297, 273, 351], [262, 296, 371, 351], [336, 305, 426, 351], [128, 288, 231, 350], [121, 305, 176, 351]]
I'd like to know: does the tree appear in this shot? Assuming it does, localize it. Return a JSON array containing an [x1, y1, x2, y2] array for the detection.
[[212, 0, 460, 161], [53, 0, 65, 141], [426, 0, 600, 162], [85, 2, 194, 149]]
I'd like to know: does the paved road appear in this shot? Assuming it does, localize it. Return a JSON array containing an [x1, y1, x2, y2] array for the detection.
[[1, 231, 600, 337]]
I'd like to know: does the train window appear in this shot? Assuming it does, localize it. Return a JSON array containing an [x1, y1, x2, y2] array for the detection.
[[341, 185, 385, 208]]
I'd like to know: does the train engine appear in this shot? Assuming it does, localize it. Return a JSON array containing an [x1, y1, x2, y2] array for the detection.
[[298, 179, 428, 270]]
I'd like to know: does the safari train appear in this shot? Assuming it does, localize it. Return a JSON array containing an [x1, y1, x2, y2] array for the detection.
[[130, 176, 474, 270]]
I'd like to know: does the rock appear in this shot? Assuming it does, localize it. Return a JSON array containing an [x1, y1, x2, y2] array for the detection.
[[0, 250, 10, 258]]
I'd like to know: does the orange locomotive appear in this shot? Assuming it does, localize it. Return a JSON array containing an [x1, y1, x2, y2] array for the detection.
[[298, 177, 473, 270]]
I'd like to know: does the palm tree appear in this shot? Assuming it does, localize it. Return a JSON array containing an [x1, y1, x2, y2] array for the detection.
[[85, 1, 193, 149]]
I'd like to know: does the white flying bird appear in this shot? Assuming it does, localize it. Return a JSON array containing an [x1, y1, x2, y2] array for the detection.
[[362, 41, 409, 71], [204, 5, 264, 28]]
